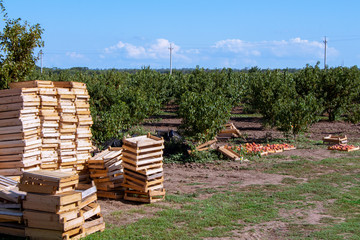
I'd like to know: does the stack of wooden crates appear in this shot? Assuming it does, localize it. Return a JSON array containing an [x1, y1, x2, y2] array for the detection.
[[88, 147, 124, 199], [20, 170, 85, 239], [122, 133, 166, 203], [0, 88, 42, 176], [1, 80, 94, 178], [0, 175, 26, 237]]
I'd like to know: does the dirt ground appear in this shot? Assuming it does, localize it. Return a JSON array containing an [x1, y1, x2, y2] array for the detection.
[[98, 105, 360, 238]]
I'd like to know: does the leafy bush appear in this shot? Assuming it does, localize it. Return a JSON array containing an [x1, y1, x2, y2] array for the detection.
[[319, 66, 360, 121], [176, 68, 238, 143]]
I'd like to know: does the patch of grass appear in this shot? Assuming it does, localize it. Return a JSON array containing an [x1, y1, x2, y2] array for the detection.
[[86, 189, 279, 240], [281, 177, 298, 185], [290, 155, 309, 161], [230, 181, 242, 184], [110, 210, 123, 217], [127, 208, 147, 214], [294, 136, 323, 149], [231, 113, 262, 118], [196, 188, 219, 195], [265, 154, 285, 159], [87, 150, 360, 240], [308, 217, 360, 239], [265, 159, 316, 177], [165, 193, 199, 204]]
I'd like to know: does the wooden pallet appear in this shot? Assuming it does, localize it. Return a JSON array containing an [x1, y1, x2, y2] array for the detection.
[[19, 170, 78, 194]]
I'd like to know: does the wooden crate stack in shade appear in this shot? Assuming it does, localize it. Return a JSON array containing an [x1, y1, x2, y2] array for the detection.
[[20, 170, 85, 240], [0, 88, 42, 176], [56, 87, 78, 172], [9, 81, 60, 170], [76, 182, 105, 236], [0, 175, 26, 238], [88, 147, 124, 199], [122, 133, 166, 203], [54, 81, 93, 181]]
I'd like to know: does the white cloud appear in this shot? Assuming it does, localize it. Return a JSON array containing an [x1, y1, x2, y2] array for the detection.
[[213, 38, 338, 59], [104, 38, 181, 59], [213, 39, 261, 56], [66, 51, 85, 59]]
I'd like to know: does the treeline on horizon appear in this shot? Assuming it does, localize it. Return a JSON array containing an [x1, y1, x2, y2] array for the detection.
[[34, 65, 317, 74], [21, 63, 360, 148]]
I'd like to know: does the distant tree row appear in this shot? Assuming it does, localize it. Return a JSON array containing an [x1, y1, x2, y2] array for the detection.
[[23, 65, 360, 145]]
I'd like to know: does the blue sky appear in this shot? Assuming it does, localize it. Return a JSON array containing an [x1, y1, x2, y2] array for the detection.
[[3, 0, 360, 69]]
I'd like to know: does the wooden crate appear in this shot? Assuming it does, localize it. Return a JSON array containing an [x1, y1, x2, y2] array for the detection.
[[19, 170, 79, 194], [122, 133, 165, 203], [322, 135, 348, 145], [53, 81, 87, 90], [217, 146, 242, 161], [217, 123, 241, 140], [124, 189, 165, 203], [88, 148, 124, 199], [25, 226, 85, 240], [9, 80, 54, 89], [23, 191, 81, 213], [0, 222, 25, 237], [24, 209, 84, 231], [122, 168, 163, 192], [83, 216, 105, 236]]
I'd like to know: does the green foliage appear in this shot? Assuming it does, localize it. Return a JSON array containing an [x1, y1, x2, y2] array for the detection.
[[0, 4, 44, 89]]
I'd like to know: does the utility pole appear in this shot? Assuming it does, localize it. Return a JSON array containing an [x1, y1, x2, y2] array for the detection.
[[40, 50, 43, 74], [169, 43, 173, 75], [323, 36, 327, 69]]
